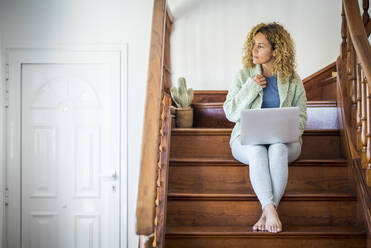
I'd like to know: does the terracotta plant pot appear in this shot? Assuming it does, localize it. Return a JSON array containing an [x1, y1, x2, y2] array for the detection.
[[176, 107, 193, 128]]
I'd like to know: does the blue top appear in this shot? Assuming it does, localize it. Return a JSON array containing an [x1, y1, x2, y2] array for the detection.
[[261, 75, 280, 108]]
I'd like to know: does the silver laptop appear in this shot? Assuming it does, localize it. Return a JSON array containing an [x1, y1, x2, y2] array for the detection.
[[240, 107, 300, 145]]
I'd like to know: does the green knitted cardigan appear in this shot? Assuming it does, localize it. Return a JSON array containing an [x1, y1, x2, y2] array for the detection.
[[223, 64, 308, 147]]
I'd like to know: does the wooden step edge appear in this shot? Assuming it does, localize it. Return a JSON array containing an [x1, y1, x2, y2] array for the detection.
[[307, 100, 337, 107], [166, 225, 366, 237], [172, 128, 231, 136], [167, 192, 356, 201], [192, 101, 337, 108], [193, 90, 228, 96], [169, 158, 348, 167], [172, 128, 340, 136]]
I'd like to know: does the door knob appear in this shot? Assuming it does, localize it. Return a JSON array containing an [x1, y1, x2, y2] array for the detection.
[[99, 171, 118, 181]]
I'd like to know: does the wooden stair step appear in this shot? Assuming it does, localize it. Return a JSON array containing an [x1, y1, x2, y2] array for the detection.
[[169, 158, 350, 194], [168, 192, 357, 201], [168, 192, 356, 201], [170, 128, 345, 160], [166, 225, 365, 236], [165, 225, 366, 248], [192, 100, 338, 129], [170, 158, 348, 166], [166, 192, 357, 226]]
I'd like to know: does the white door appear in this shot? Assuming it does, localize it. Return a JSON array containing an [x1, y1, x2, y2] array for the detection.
[[6, 49, 125, 248]]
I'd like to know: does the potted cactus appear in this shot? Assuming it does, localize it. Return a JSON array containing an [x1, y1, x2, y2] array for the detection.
[[170, 77, 194, 128]]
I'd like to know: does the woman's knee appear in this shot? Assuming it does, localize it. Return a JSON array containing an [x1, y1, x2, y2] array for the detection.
[[231, 142, 267, 165], [244, 145, 268, 166], [248, 145, 268, 155], [268, 143, 288, 157]]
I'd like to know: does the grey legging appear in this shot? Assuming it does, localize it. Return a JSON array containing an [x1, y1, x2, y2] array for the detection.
[[231, 137, 301, 210]]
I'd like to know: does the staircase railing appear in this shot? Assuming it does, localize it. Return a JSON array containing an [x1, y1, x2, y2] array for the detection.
[[136, 0, 174, 247], [337, 0, 371, 185]]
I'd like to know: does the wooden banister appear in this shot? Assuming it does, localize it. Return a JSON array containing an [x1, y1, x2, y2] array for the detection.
[[136, 0, 174, 247], [337, 1, 371, 240], [343, 0, 371, 89], [136, 0, 167, 236], [338, 0, 371, 186]]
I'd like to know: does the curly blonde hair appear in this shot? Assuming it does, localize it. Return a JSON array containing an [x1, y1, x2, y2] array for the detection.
[[242, 22, 298, 83]]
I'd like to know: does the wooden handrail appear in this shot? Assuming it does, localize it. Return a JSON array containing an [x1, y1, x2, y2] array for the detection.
[[339, 0, 371, 186], [302, 62, 337, 83], [136, 0, 167, 235], [343, 0, 371, 90], [337, 0, 371, 237]]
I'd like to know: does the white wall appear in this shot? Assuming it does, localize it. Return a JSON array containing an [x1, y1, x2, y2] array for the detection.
[[168, 0, 343, 90], [0, 0, 153, 247]]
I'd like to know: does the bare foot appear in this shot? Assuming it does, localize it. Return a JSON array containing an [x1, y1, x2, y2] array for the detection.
[[252, 211, 266, 231], [263, 203, 282, 233]]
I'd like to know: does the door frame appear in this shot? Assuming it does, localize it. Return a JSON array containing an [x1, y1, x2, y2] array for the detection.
[[4, 45, 128, 248], [0, 32, 5, 248]]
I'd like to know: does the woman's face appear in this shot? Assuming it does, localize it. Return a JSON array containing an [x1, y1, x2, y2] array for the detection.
[[252, 32, 276, 65]]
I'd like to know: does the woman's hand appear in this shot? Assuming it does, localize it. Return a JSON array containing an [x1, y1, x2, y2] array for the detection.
[[253, 74, 266, 88]]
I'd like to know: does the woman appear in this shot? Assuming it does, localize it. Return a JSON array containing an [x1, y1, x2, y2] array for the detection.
[[223, 22, 308, 233]]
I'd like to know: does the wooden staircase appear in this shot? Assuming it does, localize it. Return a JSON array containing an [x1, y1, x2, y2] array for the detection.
[[164, 93, 367, 247], [135, 0, 371, 247]]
